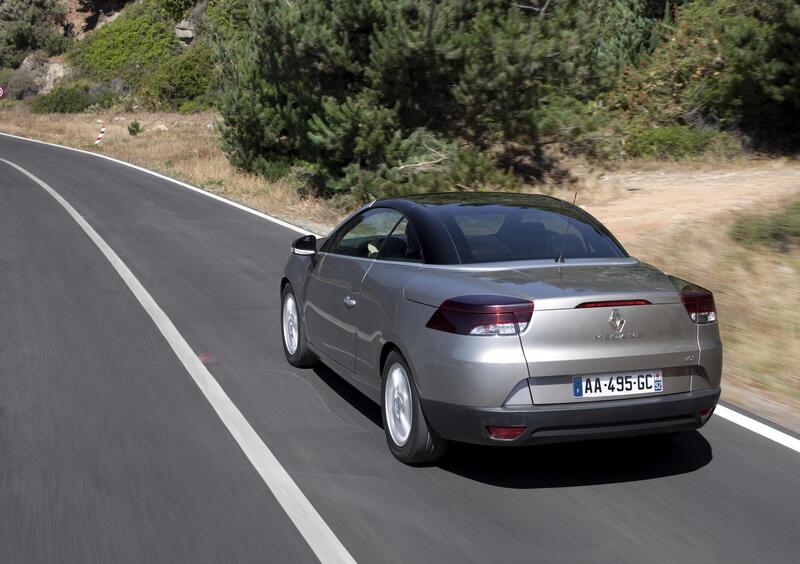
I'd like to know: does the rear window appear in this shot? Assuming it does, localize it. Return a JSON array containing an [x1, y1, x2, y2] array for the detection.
[[438, 204, 626, 263]]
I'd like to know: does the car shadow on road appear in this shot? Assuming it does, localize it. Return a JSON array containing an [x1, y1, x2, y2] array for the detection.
[[312, 363, 713, 488], [312, 365, 383, 428], [437, 432, 713, 488]]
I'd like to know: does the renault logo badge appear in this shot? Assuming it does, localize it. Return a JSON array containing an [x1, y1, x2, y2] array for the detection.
[[609, 309, 626, 333]]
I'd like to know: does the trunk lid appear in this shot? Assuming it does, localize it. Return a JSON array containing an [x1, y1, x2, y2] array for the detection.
[[404, 259, 700, 404]]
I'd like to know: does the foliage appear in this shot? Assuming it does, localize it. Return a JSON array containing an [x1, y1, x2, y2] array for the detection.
[[6, 67, 38, 99], [217, 0, 660, 199], [204, 0, 248, 38], [610, 0, 800, 149], [731, 200, 800, 250], [0, 0, 70, 68], [68, 0, 179, 87], [29, 80, 116, 113], [155, 0, 195, 20], [128, 118, 142, 136], [625, 124, 741, 159], [139, 42, 215, 110]]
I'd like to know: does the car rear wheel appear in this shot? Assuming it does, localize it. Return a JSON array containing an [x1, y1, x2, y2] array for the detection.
[[281, 284, 316, 368], [381, 350, 446, 464]]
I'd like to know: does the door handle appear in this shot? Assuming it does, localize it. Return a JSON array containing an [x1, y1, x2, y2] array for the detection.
[[343, 296, 357, 308]]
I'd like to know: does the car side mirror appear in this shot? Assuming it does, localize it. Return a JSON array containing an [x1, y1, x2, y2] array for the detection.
[[292, 234, 317, 256]]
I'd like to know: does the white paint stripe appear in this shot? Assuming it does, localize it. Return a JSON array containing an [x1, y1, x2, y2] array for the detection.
[[2, 131, 798, 456], [0, 131, 315, 236], [0, 158, 355, 564], [715, 405, 800, 454]]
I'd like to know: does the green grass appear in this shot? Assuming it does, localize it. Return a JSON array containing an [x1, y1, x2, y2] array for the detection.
[[731, 200, 800, 249], [624, 124, 741, 159]]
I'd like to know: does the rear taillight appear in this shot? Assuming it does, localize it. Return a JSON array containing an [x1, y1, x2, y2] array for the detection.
[[681, 288, 717, 323], [426, 295, 534, 336]]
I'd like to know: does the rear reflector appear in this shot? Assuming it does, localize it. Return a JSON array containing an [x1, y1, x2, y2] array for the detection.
[[681, 288, 717, 323], [700, 408, 714, 422], [576, 299, 651, 308], [426, 295, 534, 336], [486, 426, 527, 440]]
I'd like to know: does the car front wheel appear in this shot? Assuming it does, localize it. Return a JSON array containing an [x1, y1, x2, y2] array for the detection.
[[281, 284, 316, 368], [381, 350, 446, 464]]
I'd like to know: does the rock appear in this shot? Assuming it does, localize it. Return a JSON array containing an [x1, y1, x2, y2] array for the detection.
[[175, 19, 195, 45], [18, 52, 69, 95]]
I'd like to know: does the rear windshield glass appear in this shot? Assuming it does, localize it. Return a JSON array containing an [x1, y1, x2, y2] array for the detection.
[[436, 204, 626, 264]]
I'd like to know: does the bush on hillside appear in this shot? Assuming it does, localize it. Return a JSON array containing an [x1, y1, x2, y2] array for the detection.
[[0, 0, 70, 68], [139, 42, 215, 111], [29, 80, 116, 113], [625, 124, 741, 159], [204, 0, 248, 39], [69, 0, 179, 87], [156, 0, 195, 20], [6, 68, 39, 100], [610, 0, 800, 149], [731, 200, 800, 250]]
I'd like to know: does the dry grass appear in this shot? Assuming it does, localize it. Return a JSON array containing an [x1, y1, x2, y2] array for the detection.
[[3, 106, 799, 432], [0, 107, 344, 233], [627, 209, 800, 432]]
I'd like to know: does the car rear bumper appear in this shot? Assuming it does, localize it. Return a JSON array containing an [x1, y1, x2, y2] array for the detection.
[[422, 388, 720, 446]]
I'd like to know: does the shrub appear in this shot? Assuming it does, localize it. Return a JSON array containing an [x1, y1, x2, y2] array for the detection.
[[731, 200, 800, 250], [156, 0, 195, 20], [139, 42, 215, 110], [610, 0, 800, 149], [0, 67, 14, 87], [217, 1, 630, 200], [128, 119, 142, 136], [69, 0, 179, 87], [6, 68, 39, 100], [624, 124, 740, 159], [0, 0, 70, 68], [205, 0, 248, 38], [29, 80, 115, 113]]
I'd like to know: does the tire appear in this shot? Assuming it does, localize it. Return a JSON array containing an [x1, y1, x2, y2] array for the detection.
[[381, 350, 447, 464], [281, 284, 316, 368]]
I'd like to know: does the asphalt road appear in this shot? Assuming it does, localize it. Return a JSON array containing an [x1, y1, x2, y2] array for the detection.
[[1, 134, 798, 563]]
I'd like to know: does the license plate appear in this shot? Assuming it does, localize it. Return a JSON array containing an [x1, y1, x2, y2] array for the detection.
[[572, 370, 663, 398]]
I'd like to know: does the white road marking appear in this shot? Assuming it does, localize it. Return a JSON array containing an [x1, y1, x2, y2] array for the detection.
[[0, 158, 356, 564], [715, 405, 800, 454], [2, 132, 799, 456]]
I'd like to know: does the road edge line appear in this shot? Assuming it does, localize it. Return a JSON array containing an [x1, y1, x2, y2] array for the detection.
[[714, 405, 800, 454], [0, 131, 315, 236], [0, 158, 355, 564]]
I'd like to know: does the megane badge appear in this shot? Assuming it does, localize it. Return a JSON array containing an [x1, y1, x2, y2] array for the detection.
[[609, 309, 626, 333]]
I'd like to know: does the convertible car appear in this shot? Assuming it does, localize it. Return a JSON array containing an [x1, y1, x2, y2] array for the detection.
[[280, 193, 722, 464]]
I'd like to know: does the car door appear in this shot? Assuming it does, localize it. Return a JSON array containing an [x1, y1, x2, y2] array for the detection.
[[304, 207, 403, 374], [355, 216, 425, 397]]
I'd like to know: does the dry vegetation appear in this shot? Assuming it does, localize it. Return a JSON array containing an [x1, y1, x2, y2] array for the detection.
[[588, 188, 800, 432], [2, 107, 799, 432], [0, 106, 343, 233]]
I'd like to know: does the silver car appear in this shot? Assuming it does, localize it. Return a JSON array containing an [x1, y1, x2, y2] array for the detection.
[[280, 193, 722, 464]]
